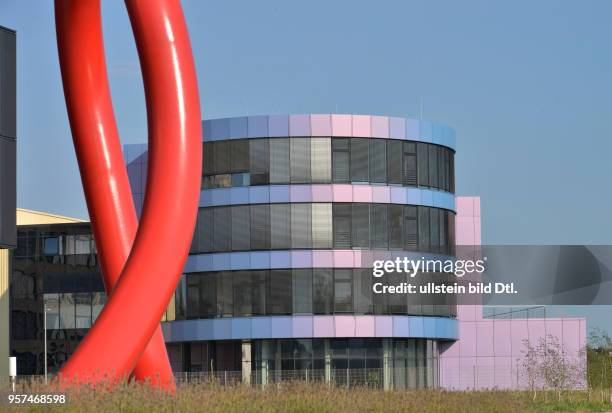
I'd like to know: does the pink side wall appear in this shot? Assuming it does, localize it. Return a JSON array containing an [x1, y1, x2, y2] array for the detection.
[[440, 196, 587, 390]]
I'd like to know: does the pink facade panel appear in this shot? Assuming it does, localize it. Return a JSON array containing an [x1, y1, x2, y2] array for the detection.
[[331, 114, 352, 136], [352, 185, 372, 202], [311, 184, 333, 202], [310, 114, 332, 136], [476, 321, 494, 357], [332, 184, 352, 202], [334, 316, 356, 337], [333, 250, 354, 267], [459, 322, 477, 357], [493, 321, 512, 357], [352, 115, 371, 137], [355, 316, 375, 337], [313, 316, 334, 338], [371, 186, 391, 203], [510, 319, 530, 358], [370, 116, 389, 138]]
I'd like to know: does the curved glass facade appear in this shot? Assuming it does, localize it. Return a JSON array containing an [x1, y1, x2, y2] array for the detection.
[[174, 269, 456, 319], [202, 138, 454, 192], [191, 204, 454, 255], [147, 115, 459, 389], [252, 338, 439, 389]]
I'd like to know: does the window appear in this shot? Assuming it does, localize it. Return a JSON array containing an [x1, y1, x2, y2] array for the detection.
[[213, 207, 231, 252], [311, 138, 331, 183], [43, 237, 59, 256], [233, 272, 253, 316], [201, 138, 454, 191], [270, 204, 291, 249], [313, 268, 333, 314], [417, 143, 428, 187], [334, 269, 353, 313], [350, 138, 369, 182], [202, 142, 214, 175], [388, 205, 404, 249], [199, 209, 214, 252], [252, 271, 267, 315], [438, 147, 445, 192], [388, 272, 407, 314], [270, 138, 290, 184], [250, 205, 271, 250], [370, 204, 388, 249], [217, 272, 234, 317], [353, 269, 372, 314], [404, 206, 418, 250], [230, 139, 249, 172], [291, 204, 312, 249], [187, 274, 201, 318], [311, 203, 332, 249], [231, 172, 250, 187], [75, 292, 92, 329], [418, 207, 430, 252], [231, 206, 250, 251], [59, 293, 75, 329], [429, 208, 440, 253], [290, 138, 311, 183], [351, 204, 369, 248], [44, 294, 60, 329], [181, 269, 455, 318], [267, 270, 292, 315], [439, 209, 447, 254], [387, 140, 402, 184], [333, 204, 351, 248], [369, 139, 386, 183], [403, 142, 417, 186], [91, 292, 106, 324], [332, 138, 350, 183], [213, 141, 231, 174], [428, 144, 438, 188], [190, 204, 452, 253], [292, 269, 312, 314], [250, 139, 269, 185]]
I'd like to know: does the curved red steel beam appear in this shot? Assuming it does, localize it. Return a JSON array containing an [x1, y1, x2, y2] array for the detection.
[[54, 0, 175, 388], [55, 0, 201, 388]]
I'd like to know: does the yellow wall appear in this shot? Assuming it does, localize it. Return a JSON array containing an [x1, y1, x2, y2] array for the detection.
[[16, 208, 84, 226], [0, 209, 85, 376]]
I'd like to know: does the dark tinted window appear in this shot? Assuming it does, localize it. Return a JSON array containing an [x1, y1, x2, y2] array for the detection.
[[350, 138, 369, 182], [332, 138, 350, 183], [313, 268, 333, 314], [369, 139, 386, 183]]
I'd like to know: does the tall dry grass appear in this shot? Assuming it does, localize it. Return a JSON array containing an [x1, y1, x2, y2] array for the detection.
[[0, 379, 610, 413]]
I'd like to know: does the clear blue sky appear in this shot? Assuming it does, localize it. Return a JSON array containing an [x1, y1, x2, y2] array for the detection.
[[1, 0, 611, 333]]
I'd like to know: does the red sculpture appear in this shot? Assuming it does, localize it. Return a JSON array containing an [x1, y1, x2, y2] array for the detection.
[[54, 0, 201, 390]]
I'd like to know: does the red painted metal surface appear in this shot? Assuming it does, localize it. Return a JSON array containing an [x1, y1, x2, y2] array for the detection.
[[55, 0, 201, 389]]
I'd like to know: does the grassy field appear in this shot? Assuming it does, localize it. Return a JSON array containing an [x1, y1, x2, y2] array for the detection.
[[1, 381, 610, 413]]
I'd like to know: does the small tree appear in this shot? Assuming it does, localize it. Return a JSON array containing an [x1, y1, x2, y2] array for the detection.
[[520, 334, 586, 401], [520, 338, 539, 400]]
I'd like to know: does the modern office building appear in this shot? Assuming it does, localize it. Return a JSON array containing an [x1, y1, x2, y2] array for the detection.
[[126, 114, 459, 388], [0, 25, 17, 377], [157, 114, 457, 388]]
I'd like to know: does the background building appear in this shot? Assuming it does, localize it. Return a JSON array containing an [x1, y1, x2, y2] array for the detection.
[[0, 25, 17, 377], [9, 209, 99, 375]]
